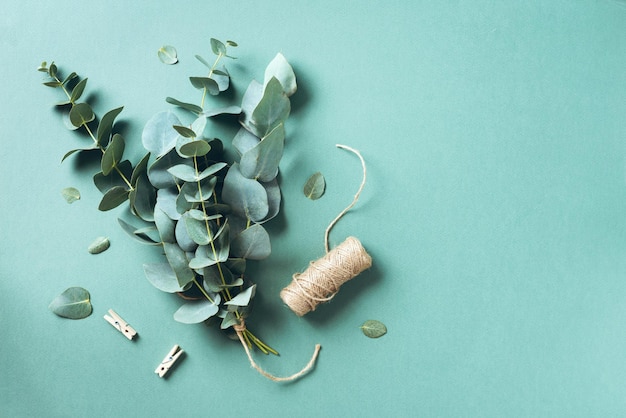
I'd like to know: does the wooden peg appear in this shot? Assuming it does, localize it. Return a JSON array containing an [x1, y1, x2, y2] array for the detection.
[[155, 345, 184, 378], [103, 309, 137, 340]]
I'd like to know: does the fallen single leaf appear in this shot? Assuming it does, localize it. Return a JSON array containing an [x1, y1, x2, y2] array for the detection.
[[360, 319, 387, 338], [303, 172, 325, 200], [61, 187, 81, 203], [49, 287, 93, 319], [88, 236, 110, 254]]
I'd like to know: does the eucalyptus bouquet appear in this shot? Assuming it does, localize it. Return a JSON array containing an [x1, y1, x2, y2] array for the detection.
[[39, 39, 298, 358]]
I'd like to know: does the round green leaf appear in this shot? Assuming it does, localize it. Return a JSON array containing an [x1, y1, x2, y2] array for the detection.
[[173, 297, 220, 324], [61, 187, 80, 203], [230, 224, 271, 260], [303, 172, 326, 200], [49, 287, 93, 319], [264, 53, 297, 97], [142, 111, 181, 158], [221, 163, 269, 222], [143, 263, 188, 293], [360, 320, 387, 338], [179, 140, 211, 158], [240, 123, 284, 182], [69, 102, 95, 127], [158, 45, 178, 64]]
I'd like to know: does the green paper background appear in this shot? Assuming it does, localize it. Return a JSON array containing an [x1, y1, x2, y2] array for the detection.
[[2, 1, 626, 416]]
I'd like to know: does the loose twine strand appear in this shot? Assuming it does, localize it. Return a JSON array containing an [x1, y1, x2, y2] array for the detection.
[[235, 321, 321, 382], [324, 144, 367, 253], [280, 144, 372, 316]]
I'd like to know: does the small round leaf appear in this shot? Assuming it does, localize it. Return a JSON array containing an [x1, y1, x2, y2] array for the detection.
[[61, 187, 81, 203], [303, 172, 326, 200], [158, 45, 178, 64], [49, 287, 93, 319], [360, 320, 387, 338]]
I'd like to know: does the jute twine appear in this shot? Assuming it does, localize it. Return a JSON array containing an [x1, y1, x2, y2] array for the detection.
[[234, 320, 321, 382], [280, 144, 372, 316]]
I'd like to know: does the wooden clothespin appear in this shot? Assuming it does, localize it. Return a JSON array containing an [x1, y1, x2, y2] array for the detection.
[[155, 345, 184, 378], [103, 309, 137, 340]]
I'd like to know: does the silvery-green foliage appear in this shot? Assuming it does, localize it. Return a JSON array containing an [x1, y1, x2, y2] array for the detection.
[[39, 44, 297, 355]]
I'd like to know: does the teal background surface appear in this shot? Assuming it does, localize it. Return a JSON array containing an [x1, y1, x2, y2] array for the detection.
[[1, 1, 626, 416]]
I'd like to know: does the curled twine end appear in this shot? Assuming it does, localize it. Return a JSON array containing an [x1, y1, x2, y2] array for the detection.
[[234, 320, 321, 382]]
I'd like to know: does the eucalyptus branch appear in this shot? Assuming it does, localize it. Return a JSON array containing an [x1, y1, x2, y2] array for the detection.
[[39, 42, 297, 365]]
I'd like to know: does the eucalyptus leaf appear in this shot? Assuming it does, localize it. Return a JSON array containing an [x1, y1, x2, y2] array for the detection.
[[158, 45, 178, 65], [232, 127, 260, 156], [163, 242, 194, 288], [148, 149, 191, 189], [194, 54, 212, 69], [88, 236, 110, 254], [70, 77, 88, 102], [202, 265, 226, 292], [210, 65, 230, 92], [144, 263, 188, 293], [189, 77, 219, 95], [168, 164, 198, 182], [96, 106, 124, 146], [98, 186, 130, 211], [224, 284, 256, 308], [260, 178, 281, 223], [142, 111, 181, 158], [61, 146, 99, 162], [264, 53, 297, 97], [221, 163, 269, 222], [210, 38, 226, 55], [199, 162, 227, 180], [175, 219, 199, 252], [183, 212, 211, 245], [165, 97, 203, 115], [239, 80, 264, 130], [183, 177, 217, 203], [131, 174, 156, 222], [191, 115, 207, 137], [131, 152, 150, 186], [179, 140, 211, 158], [220, 311, 239, 329], [118, 218, 159, 245], [94, 160, 133, 193], [303, 172, 326, 200], [154, 204, 176, 242], [360, 320, 387, 338], [188, 256, 218, 270], [203, 105, 241, 118], [69, 102, 95, 127], [240, 123, 284, 182], [174, 297, 220, 324], [156, 188, 180, 220], [173, 125, 197, 138], [61, 187, 80, 203], [101, 133, 125, 175], [248, 77, 290, 138], [230, 224, 271, 260], [49, 287, 92, 319], [175, 182, 197, 214]]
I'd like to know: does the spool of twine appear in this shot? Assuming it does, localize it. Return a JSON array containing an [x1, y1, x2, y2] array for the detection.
[[280, 236, 372, 316], [280, 144, 372, 316]]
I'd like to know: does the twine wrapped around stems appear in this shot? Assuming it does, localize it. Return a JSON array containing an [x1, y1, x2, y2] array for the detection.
[[280, 144, 372, 316]]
